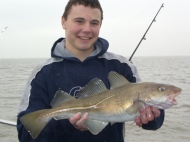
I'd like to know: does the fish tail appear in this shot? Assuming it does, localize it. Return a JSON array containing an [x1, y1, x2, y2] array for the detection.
[[19, 109, 51, 139]]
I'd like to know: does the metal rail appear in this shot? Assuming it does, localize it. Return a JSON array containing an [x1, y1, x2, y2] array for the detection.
[[0, 119, 16, 126]]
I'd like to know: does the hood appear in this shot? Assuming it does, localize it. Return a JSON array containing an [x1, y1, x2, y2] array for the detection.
[[51, 37, 109, 62]]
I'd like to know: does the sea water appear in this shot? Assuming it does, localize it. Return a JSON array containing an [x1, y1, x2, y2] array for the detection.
[[0, 56, 189, 142]]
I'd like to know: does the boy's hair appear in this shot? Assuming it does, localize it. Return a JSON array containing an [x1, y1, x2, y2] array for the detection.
[[63, 0, 103, 20]]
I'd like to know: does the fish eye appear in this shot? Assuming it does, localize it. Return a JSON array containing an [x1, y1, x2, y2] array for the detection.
[[159, 87, 166, 92]]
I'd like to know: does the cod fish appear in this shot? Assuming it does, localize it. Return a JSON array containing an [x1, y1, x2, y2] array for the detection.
[[20, 71, 182, 139]]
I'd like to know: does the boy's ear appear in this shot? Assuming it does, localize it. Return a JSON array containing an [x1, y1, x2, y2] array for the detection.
[[61, 17, 66, 29]]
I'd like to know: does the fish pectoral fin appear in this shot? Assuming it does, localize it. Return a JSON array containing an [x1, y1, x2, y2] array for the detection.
[[108, 71, 130, 90], [76, 78, 108, 98], [50, 90, 74, 107], [85, 119, 109, 135], [126, 94, 142, 115], [126, 101, 142, 115]]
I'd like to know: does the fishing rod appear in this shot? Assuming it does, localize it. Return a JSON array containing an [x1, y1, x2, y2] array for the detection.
[[129, 3, 164, 61], [0, 119, 16, 126], [0, 27, 8, 34], [0, 27, 8, 52]]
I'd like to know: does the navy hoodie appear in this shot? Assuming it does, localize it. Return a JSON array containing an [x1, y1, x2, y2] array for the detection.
[[17, 37, 164, 142]]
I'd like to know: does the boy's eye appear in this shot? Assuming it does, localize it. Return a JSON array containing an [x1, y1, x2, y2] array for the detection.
[[76, 20, 83, 23], [91, 22, 99, 26]]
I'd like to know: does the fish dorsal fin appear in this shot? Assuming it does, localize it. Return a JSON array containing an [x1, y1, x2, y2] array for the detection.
[[85, 119, 109, 135], [50, 90, 73, 107], [108, 71, 130, 89], [76, 78, 108, 98]]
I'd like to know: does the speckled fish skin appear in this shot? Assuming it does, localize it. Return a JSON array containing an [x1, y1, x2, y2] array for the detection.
[[20, 71, 182, 139]]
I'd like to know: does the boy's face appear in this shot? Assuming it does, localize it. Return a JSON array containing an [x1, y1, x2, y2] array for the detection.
[[62, 4, 102, 53]]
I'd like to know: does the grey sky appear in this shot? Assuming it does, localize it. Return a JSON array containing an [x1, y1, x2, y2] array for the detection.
[[0, 0, 190, 58]]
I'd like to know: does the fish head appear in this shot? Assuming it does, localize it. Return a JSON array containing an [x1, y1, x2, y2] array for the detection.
[[138, 83, 182, 109]]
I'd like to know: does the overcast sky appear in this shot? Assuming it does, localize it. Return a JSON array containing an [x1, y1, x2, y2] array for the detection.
[[0, 0, 190, 59]]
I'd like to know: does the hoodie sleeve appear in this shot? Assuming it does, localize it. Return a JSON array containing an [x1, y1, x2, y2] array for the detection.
[[17, 68, 75, 142]]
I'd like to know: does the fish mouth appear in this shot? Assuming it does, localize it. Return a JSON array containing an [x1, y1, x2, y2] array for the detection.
[[167, 92, 180, 105]]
